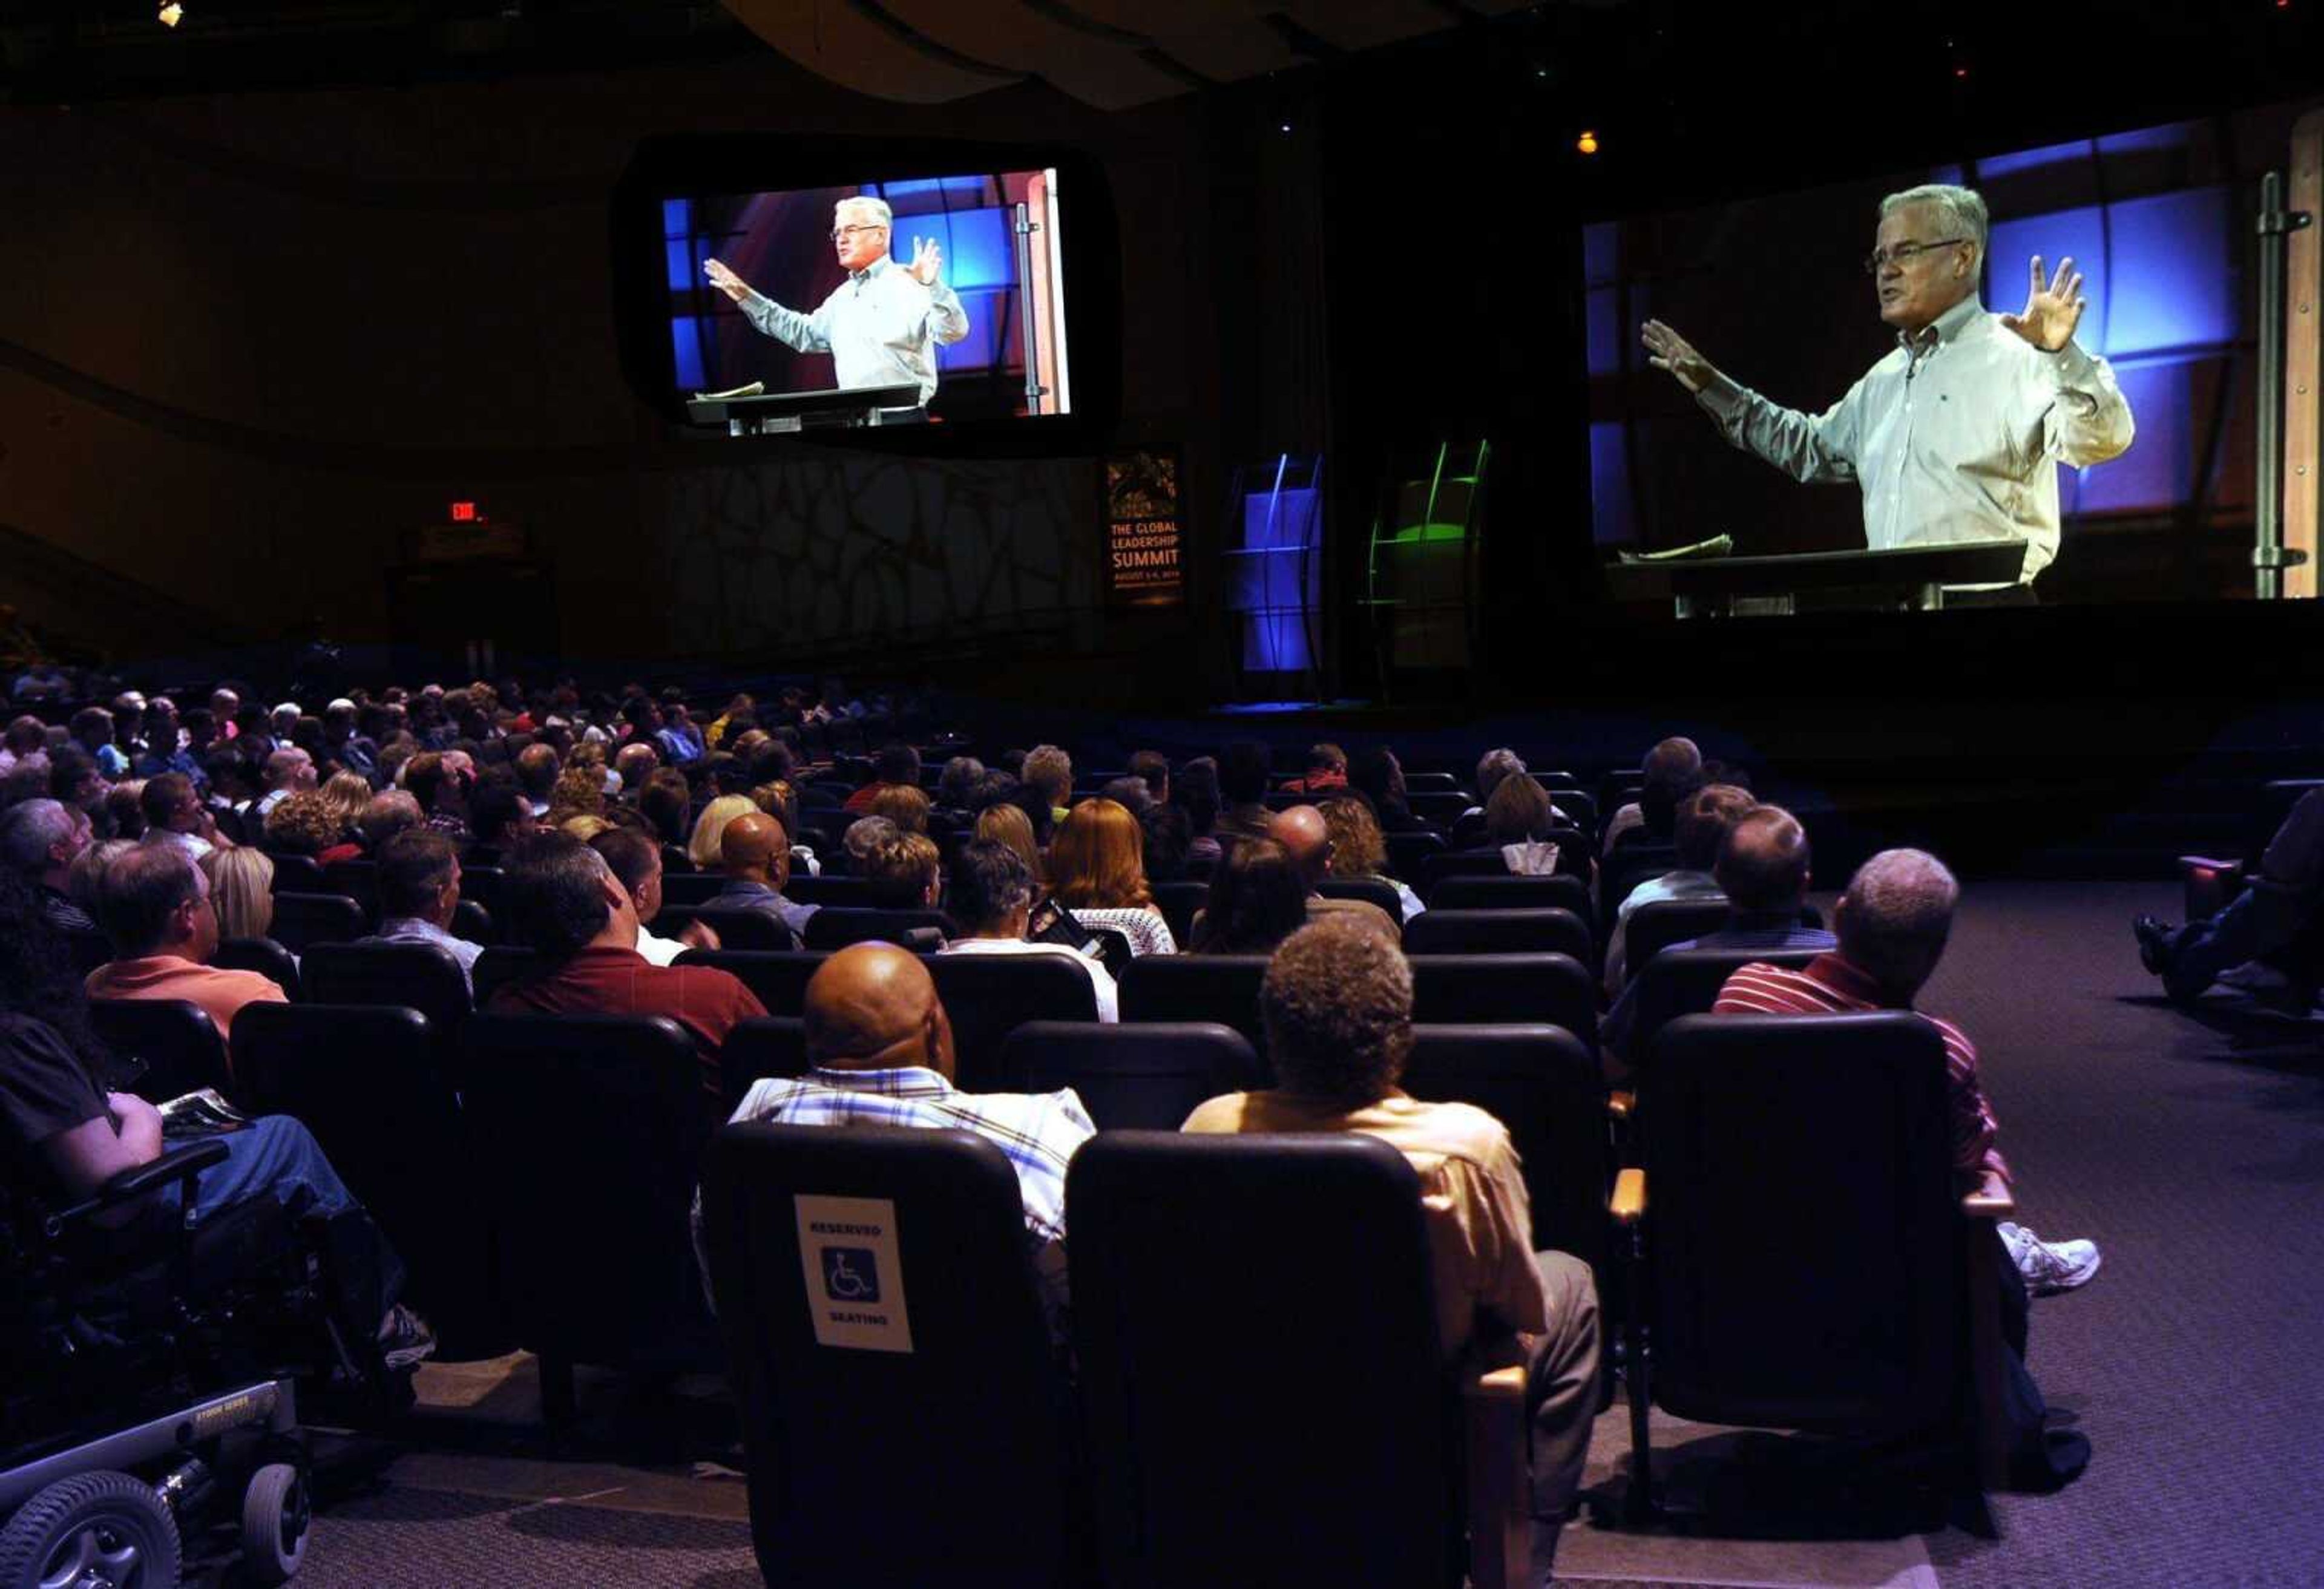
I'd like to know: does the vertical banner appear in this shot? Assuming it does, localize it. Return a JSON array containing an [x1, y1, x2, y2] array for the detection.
[[794, 1194, 914, 1353], [1104, 449, 1186, 608]]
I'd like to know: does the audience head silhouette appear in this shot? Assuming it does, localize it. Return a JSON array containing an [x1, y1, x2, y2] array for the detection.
[[96, 843, 214, 960], [720, 811, 790, 886], [1262, 916, 1414, 1106], [504, 830, 634, 959], [803, 942, 955, 1078], [1835, 847, 1957, 1000], [1718, 805, 1812, 915]]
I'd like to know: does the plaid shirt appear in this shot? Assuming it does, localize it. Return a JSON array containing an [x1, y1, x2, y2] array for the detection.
[[1712, 952, 2008, 1185], [704, 1066, 1095, 1336]]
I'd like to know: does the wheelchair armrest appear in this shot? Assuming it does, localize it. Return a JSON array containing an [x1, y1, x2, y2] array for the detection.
[[44, 1139, 229, 1237], [1457, 1335, 1531, 1589], [2178, 856, 2247, 922]]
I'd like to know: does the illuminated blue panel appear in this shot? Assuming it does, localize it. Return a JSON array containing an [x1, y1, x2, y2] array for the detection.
[[1244, 612, 1313, 672], [1245, 486, 1321, 551], [1587, 287, 1620, 378], [666, 240, 697, 293], [671, 318, 706, 391], [1590, 422, 1633, 546], [934, 288, 1019, 373], [2068, 359, 2188, 514], [1989, 191, 2230, 358], [662, 198, 691, 236], [1978, 139, 2092, 178], [879, 178, 946, 198], [1583, 221, 1618, 287], [944, 209, 1013, 289], [2098, 123, 2191, 157]]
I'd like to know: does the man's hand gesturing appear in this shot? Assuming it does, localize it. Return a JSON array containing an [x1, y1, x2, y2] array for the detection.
[[702, 258, 752, 305], [1640, 320, 1718, 394], [1998, 255, 2087, 352], [905, 235, 944, 287]]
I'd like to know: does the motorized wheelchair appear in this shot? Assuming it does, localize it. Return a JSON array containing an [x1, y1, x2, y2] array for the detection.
[[0, 1135, 387, 1587]]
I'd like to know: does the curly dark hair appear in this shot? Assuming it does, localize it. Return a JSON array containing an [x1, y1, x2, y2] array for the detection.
[[0, 867, 115, 1079]]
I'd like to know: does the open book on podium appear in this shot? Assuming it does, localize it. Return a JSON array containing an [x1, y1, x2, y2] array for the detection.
[[1605, 537, 2029, 617], [686, 381, 924, 435]]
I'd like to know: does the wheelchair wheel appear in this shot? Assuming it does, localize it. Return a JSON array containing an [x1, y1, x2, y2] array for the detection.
[[0, 1469, 182, 1588], [238, 1462, 310, 1585]]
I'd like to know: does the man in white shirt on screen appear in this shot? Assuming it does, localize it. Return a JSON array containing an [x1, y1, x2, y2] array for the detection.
[[701, 195, 970, 419], [1639, 183, 2135, 603]]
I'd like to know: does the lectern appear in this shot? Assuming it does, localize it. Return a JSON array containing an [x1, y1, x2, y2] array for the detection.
[[1605, 540, 2030, 617], [686, 383, 924, 436]]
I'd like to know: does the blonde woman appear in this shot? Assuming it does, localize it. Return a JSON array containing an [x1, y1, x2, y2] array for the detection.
[[202, 845, 280, 945], [1046, 798, 1177, 955], [1319, 797, 1424, 922], [688, 793, 760, 871], [974, 802, 1045, 890]]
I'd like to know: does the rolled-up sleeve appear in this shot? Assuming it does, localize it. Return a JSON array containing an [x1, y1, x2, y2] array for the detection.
[[2040, 341, 2135, 467]]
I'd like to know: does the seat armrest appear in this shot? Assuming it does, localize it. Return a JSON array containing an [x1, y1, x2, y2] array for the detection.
[[1458, 1337, 1530, 1589], [44, 1139, 229, 1237], [1609, 1167, 1647, 1227], [1606, 1090, 1634, 1122], [1959, 1169, 2014, 1222]]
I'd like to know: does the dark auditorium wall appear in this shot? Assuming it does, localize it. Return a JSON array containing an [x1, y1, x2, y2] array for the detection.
[[0, 48, 1261, 678]]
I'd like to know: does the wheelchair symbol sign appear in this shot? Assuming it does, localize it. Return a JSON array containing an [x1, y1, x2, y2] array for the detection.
[[793, 1194, 914, 1353], [822, 1247, 880, 1304]]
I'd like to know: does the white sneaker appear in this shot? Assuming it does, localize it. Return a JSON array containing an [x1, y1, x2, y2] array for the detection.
[[1998, 1222, 2101, 1296]]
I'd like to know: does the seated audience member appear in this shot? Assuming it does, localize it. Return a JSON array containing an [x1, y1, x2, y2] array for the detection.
[[84, 844, 288, 1039], [1272, 805, 1399, 939], [321, 698, 378, 782], [860, 831, 943, 911], [1139, 799, 1195, 883], [1320, 796, 1423, 922], [637, 769, 694, 850], [202, 747, 256, 832], [655, 699, 706, 766], [357, 830, 483, 992], [488, 831, 766, 1083], [1128, 749, 1172, 808], [1214, 741, 1275, 848], [546, 765, 606, 829], [1183, 918, 1601, 1573], [841, 815, 901, 874], [261, 790, 345, 859], [70, 841, 135, 925], [973, 803, 1044, 891], [71, 707, 122, 781], [1602, 736, 1704, 858], [49, 749, 106, 825], [1483, 771, 1562, 877], [867, 782, 932, 836], [713, 811, 813, 946], [1348, 745, 1425, 834], [1046, 797, 1177, 956], [1604, 784, 1758, 994], [105, 781, 153, 844], [313, 772, 373, 863], [1021, 745, 1075, 829], [688, 793, 758, 873], [1, 798, 96, 934], [2136, 784, 2324, 1012], [1600, 804, 1837, 1061], [749, 781, 819, 876], [133, 697, 198, 782], [252, 746, 318, 822], [590, 829, 718, 966], [934, 755, 985, 813], [1173, 756, 1224, 868], [1187, 837, 1308, 956], [844, 743, 924, 815], [0, 867, 433, 1368], [140, 772, 230, 862], [404, 750, 475, 843], [464, 782, 536, 865], [1282, 742, 1349, 795], [1098, 775, 1154, 816], [701, 942, 1097, 1331], [1469, 747, 1528, 816], [1715, 849, 2099, 1306], [514, 742, 562, 818], [0, 714, 50, 781], [614, 741, 661, 795], [356, 790, 425, 857], [200, 846, 281, 949], [940, 839, 1118, 1021]]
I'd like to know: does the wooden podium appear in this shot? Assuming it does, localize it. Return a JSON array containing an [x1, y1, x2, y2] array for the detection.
[[686, 382, 924, 436], [1604, 540, 2030, 617]]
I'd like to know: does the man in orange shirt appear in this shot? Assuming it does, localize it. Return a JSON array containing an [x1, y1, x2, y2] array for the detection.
[[84, 844, 285, 1040]]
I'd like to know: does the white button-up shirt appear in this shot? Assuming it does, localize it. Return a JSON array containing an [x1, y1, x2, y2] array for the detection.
[[1696, 295, 2134, 586], [741, 254, 970, 406]]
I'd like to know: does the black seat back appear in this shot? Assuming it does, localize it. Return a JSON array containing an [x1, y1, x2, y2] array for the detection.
[[1621, 897, 1736, 978], [675, 950, 829, 1018], [782, 874, 878, 908], [659, 871, 728, 908], [1383, 829, 1446, 884], [1643, 1013, 1964, 1432], [267, 891, 367, 954], [701, 1122, 1079, 1589], [1402, 907, 1590, 960], [1626, 945, 1826, 1064], [88, 997, 230, 1103], [1426, 872, 1591, 924], [230, 1002, 506, 1355], [212, 937, 300, 997], [999, 1021, 1263, 1130], [1601, 844, 1679, 919], [1068, 1133, 1457, 1588], [1407, 953, 1596, 1043], [302, 940, 473, 1036], [1150, 879, 1209, 951], [264, 853, 326, 894], [1401, 1023, 1607, 1274], [924, 952, 1099, 1092], [694, 905, 801, 952], [1118, 954, 1270, 1059], [803, 907, 956, 950], [321, 859, 379, 922], [471, 945, 540, 1009], [459, 1014, 718, 1375], [718, 1017, 810, 1110], [1316, 876, 1401, 923]]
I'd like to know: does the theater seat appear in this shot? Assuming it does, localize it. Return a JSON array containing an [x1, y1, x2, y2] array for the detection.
[[803, 907, 957, 951], [88, 997, 232, 1102], [925, 952, 1099, 1092], [1621, 945, 1826, 1067], [1318, 876, 1402, 923], [999, 1020, 1264, 1129], [1068, 1132, 1531, 1588], [212, 936, 300, 997], [693, 905, 801, 952], [1384, 829, 1446, 884], [459, 1013, 722, 1422], [266, 891, 367, 955], [1426, 873, 1591, 925], [302, 940, 472, 1040], [1151, 879, 1210, 951], [676, 949, 829, 1018], [718, 1017, 810, 1109], [1610, 1013, 2014, 1521], [700, 1122, 1085, 1589], [1118, 954, 1270, 1058], [1408, 954, 1596, 1044], [1403, 908, 1590, 961]]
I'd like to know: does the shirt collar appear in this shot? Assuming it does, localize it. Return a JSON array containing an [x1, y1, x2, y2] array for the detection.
[[851, 254, 894, 287], [1899, 293, 1983, 356], [805, 1064, 953, 1097], [1803, 951, 1913, 1010]]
